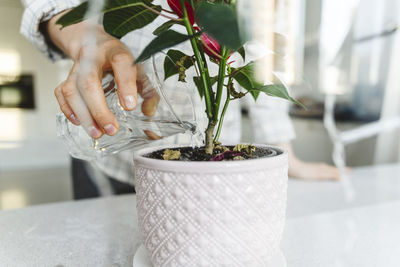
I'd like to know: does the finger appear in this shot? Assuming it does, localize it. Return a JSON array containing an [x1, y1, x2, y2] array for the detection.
[[60, 76, 103, 139], [106, 45, 138, 111], [75, 63, 119, 136], [136, 64, 160, 116], [55, 82, 80, 125]]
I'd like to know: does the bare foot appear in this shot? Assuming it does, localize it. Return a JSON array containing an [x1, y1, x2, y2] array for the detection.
[[276, 143, 349, 181], [289, 159, 342, 180]]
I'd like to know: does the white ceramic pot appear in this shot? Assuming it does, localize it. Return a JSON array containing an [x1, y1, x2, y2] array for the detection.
[[134, 144, 288, 267]]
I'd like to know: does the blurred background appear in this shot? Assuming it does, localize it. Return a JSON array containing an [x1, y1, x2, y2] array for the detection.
[[0, 0, 73, 210], [0, 0, 399, 210]]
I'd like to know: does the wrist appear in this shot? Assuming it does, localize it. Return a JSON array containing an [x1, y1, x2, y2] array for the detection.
[[44, 10, 107, 60]]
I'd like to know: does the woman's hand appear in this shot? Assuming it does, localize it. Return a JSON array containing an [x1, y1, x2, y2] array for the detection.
[[46, 10, 158, 139]]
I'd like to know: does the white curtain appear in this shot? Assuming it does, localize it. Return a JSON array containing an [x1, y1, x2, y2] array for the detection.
[[374, 1, 400, 163], [318, 0, 359, 95]]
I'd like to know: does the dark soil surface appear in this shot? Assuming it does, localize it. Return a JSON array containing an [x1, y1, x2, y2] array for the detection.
[[145, 146, 280, 161]]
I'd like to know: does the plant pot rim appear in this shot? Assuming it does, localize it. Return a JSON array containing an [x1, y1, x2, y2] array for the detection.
[[133, 144, 288, 173]]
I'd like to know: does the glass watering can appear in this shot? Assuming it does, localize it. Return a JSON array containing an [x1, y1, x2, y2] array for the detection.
[[57, 53, 200, 160]]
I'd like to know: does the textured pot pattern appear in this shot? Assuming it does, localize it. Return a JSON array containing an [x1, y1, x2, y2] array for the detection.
[[134, 145, 288, 267]]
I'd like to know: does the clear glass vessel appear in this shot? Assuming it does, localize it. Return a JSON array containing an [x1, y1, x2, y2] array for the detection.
[[57, 54, 199, 160]]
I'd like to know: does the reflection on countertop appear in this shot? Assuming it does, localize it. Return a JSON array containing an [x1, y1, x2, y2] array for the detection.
[[0, 163, 400, 266]]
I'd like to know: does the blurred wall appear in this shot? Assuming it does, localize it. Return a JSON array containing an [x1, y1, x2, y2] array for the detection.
[[291, 118, 377, 167], [0, 0, 70, 170]]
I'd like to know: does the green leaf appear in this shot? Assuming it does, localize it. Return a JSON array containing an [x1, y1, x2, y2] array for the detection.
[[193, 76, 218, 98], [104, 3, 161, 37], [231, 61, 304, 106], [56, 0, 161, 38], [254, 84, 305, 108], [164, 49, 194, 81], [135, 30, 191, 63], [195, 2, 243, 50], [231, 62, 261, 100], [153, 20, 183, 36], [250, 89, 260, 100], [237, 46, 245, 61], [56, 2, 89, 27]]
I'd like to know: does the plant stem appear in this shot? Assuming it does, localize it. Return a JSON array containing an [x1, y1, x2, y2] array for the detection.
[[179, 0, 213, 120], [142, 3, 182, 21], [213, 47, 229, 123], [197, 41, 214, 103], [214, 77, 233, 142], [189, 57, 200, 77], [179, 0, 216, 154], [205, 122, 216, 154], [161, 8, 175, 15]]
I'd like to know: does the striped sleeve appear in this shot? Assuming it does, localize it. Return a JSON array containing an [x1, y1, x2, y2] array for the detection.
[[20, 0, 83, 60]]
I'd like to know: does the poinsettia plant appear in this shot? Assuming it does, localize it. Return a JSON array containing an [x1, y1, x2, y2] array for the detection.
[[58, 0, 302, 154]]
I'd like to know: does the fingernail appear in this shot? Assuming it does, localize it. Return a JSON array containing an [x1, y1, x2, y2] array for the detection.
[[124, 95, 136, 110], [70, 114, 80, 125], [104, 124, 117, 135], [88, 126, 102, 139]]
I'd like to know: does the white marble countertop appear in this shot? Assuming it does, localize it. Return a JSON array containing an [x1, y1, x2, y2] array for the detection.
[[1, 164, 400, 266]]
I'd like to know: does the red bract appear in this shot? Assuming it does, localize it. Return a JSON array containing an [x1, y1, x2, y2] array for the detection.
[[201, 32, 221, 59], [197, 29, 233, 61], [167, 0, 195, 25]]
